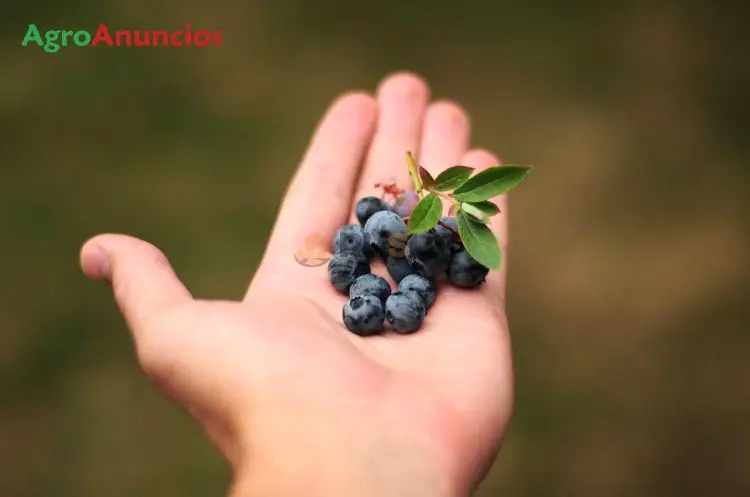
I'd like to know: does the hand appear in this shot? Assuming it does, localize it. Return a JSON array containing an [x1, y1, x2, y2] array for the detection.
[[80, 72, 513, 497]]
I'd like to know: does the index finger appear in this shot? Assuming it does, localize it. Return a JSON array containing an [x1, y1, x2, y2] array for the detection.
[[260, 92, 377, 266]]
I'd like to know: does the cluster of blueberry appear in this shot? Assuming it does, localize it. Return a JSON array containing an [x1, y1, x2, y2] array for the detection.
[[328, 194, 490, 336]]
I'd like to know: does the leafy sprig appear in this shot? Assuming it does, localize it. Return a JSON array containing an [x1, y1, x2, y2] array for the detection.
[[404, 151, 532, 271]]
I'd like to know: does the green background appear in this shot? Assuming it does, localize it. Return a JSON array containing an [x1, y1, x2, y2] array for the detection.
[[2, 1, 748, 495]]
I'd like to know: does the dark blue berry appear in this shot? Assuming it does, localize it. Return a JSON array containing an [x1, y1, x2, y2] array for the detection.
[[334, 224, 364, 253], [343, 295, 385, 336], [448, 249, 489, 288], [406, 232, 451, 279], [334, 224, 371, 260], [355, 196, 392, 226], [434, 216, 462, 252], [386, 256, 415, 283], [384, 291, 425, 333], [363, 210, 407, 259], [391, 191, 419, 217], [328, 252, 370, 293], [434, 216, 457, 237], [398, 274, 436, 310], [349, 274, 392, 304]]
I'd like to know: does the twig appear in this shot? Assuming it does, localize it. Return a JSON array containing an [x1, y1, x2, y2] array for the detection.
[[437, 219, 458, 235], [401, 217, 461, 241]]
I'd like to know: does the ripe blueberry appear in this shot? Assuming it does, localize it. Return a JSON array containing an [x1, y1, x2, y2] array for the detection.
[[334, 224, 364, 253], [355, 196, 392, 226], [363, 210, 407, 259], [386, 255, 415, 283], [398, 274, 436, 310], [434, 216, 462, 252], [334, 224, 371, 260], [391, 191, 419, 217], [448, 249, 489, 288], [343, 295, 385, 336], [350, 274, 392, 304], [328, 252, 370, 293], [406, 231, 451, 279], [384, 291, 425, 333]]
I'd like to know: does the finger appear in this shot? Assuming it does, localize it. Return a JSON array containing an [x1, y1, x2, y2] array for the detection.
[[265, 92, 377, 258], [82, 235, 253, 426], [80, 234, 193, 339], [458, 149, 508, 298], [351, 72, 430, 211], [419, 100, 471, 214]]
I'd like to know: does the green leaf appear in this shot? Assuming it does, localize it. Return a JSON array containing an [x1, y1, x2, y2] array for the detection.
[[459, 203, 490, 224], [431, 166, 474, 192], [453, 165, 532, 202], [465, 200, 500, 216], [419, 166, 435, 189], [457, 211, 501, 270], [407, 193, 443, 233]]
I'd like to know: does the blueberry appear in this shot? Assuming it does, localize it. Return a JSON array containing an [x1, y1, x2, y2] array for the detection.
[[432, 215, 455, 240], [392, 191, 419, 217], [334, 224, 371, 260], [343, 295, 385, 336], [387, 255, 415, 283], [448, 249, 489, 288], [328, 252, 370, 293], [334, 224, 363, 253], [448, 241, 464, 254], [355, 196, 392, 226], [363, 210, 407, 259], [384, 291, 425, 333], [406, 232, 451, 279], [433, 217, 463, 253], [350, 274, 392, 304], [398, 274, 436, 310]]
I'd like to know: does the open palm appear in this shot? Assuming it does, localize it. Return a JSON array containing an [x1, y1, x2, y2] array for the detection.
[[81, 73, 514, 496]]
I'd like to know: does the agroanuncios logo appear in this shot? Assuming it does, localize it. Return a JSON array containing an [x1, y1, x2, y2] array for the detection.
[[21, 23, 222, 53]]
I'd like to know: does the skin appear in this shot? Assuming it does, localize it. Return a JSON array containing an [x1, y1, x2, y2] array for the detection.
[[79, 72, 513, 497]]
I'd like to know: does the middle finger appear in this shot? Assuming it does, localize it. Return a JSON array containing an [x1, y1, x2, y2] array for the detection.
[[350, 72, 430, 217]]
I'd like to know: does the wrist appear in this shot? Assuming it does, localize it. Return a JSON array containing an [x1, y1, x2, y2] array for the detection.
[[228, 408, 467, 497], [231, 457, 462, 497]]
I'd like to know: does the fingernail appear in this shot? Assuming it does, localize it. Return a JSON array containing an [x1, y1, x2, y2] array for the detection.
[[91, 245, 112, 280]]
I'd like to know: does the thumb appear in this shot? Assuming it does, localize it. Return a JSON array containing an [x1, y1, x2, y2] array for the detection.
[[80, 234, 193, 337]]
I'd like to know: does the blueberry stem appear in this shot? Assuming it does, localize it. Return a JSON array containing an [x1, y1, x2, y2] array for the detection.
[[400, 216, 461, 240], [437, 219, 459, 235], [405, 151, 424, 200]]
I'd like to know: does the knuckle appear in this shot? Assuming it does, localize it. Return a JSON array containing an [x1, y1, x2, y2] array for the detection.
[[141, 242, 170, 267], [134, 327, 178, 380]]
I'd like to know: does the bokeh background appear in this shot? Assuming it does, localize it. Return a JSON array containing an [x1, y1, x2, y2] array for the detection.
[[2, 1, 748, 496]]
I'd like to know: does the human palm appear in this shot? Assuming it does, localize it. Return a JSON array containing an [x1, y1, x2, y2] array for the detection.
[[81, 73, 514, 497]]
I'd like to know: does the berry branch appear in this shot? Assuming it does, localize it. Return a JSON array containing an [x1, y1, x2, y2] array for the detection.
[[321, 152, 534, 337], [403, 150, 533, 270], [437, 219, 460, 236], [400, 216, 460, 239], [405, 151, 424, 200]]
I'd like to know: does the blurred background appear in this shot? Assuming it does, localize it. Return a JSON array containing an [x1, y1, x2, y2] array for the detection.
[[1, 0, 748, 496]]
